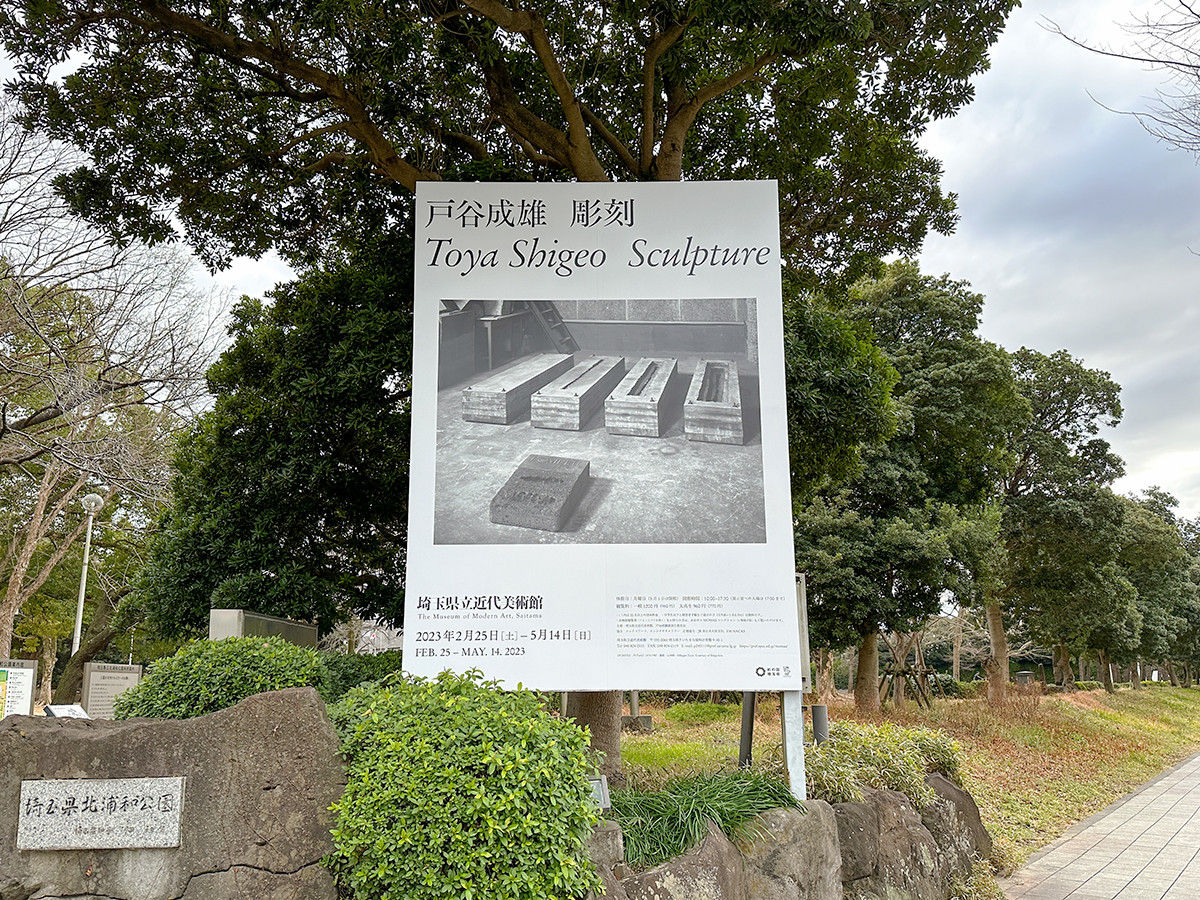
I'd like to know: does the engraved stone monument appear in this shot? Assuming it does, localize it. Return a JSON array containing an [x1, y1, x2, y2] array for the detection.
[[18, 776, 185, 850], [81, 662, 142, 719]]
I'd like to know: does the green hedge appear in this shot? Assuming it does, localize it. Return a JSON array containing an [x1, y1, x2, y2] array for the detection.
[[113, 636, 328, 720], [318, 648, 404, 702], [326, 671, 602, 900]]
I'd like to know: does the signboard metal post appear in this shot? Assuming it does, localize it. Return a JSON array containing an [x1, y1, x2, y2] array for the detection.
[[780, 575, 810, 800]]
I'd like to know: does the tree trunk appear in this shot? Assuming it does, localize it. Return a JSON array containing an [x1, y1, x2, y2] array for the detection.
[[983, 599, 1008, 705], [1165, 660, 1180, 687], [847, 647, 857, 691], [51, 597, 119, 705], [565, 690, 624, 786], [854, 632, 882, 716], [1131, 660, 1142, 689], [35, 636, 56, 707], [1098, 648, 1115, 693], [815, 647, 836, 703], [1053, 643, 1076, 690], [1078, 653, 1086, 683], [952, 608, 963, 682], [1184, 663, 1193, 689]]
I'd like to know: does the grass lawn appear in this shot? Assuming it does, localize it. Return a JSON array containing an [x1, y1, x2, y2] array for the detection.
[[620, 685, 1200, 873]]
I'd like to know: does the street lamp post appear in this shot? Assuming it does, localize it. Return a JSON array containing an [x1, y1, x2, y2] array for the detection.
[[72, 493, 105, 656]]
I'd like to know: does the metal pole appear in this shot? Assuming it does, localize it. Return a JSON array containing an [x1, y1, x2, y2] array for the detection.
[[71, 493, 104, 657], [781, 576, 809, 800], [811, 704, 829, 744], [630, 690, 640, 718], [71, 512, 96, 656], [738, 691, 756, 767]]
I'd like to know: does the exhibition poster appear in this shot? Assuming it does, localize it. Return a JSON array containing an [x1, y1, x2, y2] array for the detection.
[[403, 181, 801, 690]]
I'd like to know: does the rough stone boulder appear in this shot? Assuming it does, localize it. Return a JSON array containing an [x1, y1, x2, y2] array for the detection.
[[836, 777, 992, 900], [739, 803, 842, 900], [0, 688, 346, 900], [620, 821, 747, 900]]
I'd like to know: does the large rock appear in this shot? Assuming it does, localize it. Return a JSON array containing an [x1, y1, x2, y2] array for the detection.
[[621, 821, 746, 900], [833, 798, 879, 883], [740, 804, 842, 900], [0, 688, 345, 900], [924, 773, 992, 863], [838, 788, 943, 900]]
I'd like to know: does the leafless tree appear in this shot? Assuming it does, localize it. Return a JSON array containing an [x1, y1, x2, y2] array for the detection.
[[0, 99, 224, 658], [1049, 3, 1200, 155]]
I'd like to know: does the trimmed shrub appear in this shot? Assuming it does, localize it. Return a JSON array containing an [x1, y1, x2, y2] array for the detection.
[[805, 721, 962, 806], [326, 670, 602, 900], [113, 636, 328, 720], [318, 648, 404, 702], [609, 770, 800, 870]]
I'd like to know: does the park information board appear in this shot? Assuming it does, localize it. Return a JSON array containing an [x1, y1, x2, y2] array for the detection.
[[403, 181, 800, 691]]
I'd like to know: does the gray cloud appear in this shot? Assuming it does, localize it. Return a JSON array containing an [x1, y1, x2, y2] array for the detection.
[[920, 0, 1200, 517]]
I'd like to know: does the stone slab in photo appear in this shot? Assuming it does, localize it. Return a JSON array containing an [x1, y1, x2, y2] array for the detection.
[[532, 356, 626, 431], [605, 357, 677, 437], [462, 353, 574, 424], [490, 455, 591, 531], [683, 359, 744, 445], [18, 776, 185, 851]]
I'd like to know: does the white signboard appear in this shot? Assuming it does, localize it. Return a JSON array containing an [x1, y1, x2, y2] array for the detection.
[[404, 181, 800, 690], [1, 659, 37, 718]]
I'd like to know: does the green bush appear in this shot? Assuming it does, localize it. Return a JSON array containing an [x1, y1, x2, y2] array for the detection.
[[326, 670, 602, 900], [663, 700, 741, 726], [609, 770, 800, 870], [113, 636, 329, 720], [1075, 680, 1102, 691], [935, 675, 982, 699], [805, 722, 962, 806], [318, 648, 404, 702]]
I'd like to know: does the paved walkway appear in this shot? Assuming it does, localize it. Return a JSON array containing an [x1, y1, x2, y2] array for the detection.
[[1001, 751, 1200, 900]]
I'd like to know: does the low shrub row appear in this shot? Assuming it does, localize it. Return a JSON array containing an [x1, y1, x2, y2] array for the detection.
[[113, 638, 968, 896]]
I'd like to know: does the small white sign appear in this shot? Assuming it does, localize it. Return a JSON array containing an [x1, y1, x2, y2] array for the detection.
[[44, 704, 90, 718], [81, 662, 142, 719], [17, 777, 185, 850]]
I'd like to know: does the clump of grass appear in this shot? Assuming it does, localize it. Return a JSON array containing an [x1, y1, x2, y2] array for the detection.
[[609, 770, 800, 870], [948, 859, 1007, 900], [805, 721, 962, 807], [663, 700, 741, 726]]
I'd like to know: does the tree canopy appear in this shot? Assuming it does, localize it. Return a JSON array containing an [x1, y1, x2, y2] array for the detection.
[[2, 0, 1017, 286], [137, 238, 413, 636]]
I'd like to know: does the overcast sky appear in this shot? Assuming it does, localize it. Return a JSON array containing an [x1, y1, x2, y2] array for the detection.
[[917, 0, 1200, 518]]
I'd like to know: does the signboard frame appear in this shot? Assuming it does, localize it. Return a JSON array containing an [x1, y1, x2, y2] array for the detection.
[[404, 181, 800, 692]]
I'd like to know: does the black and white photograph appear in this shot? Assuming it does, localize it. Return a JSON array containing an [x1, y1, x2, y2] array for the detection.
[[432, 296, 765, 544]]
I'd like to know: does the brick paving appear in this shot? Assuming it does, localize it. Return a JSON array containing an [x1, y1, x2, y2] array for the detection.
[[1001, 752, 1200, 900]]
